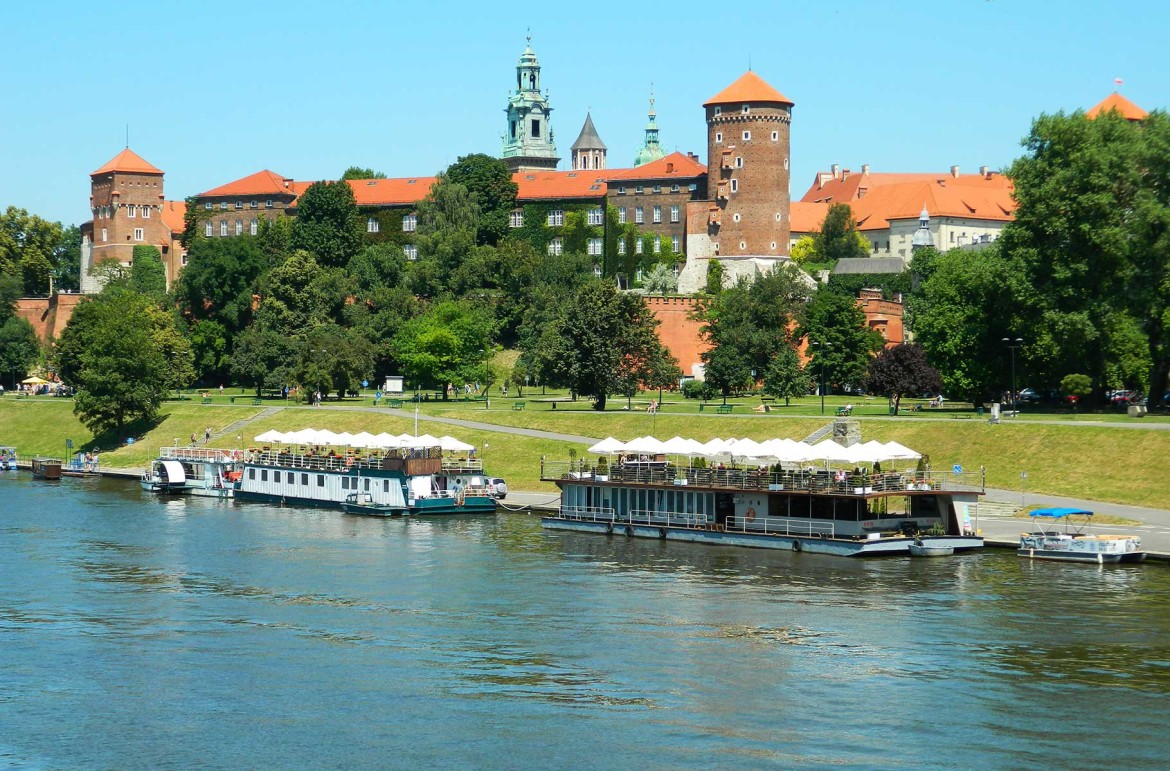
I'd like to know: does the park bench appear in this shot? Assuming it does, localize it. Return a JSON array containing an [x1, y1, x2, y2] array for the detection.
[[716, 404, 734, 414], [836, 406, 852, 417], [513, 401, 526, 411], [252, 398, 262, 406], [201, 397, 212, 405], [387, 399, 403, 408]]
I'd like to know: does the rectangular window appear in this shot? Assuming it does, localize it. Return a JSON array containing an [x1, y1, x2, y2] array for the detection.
[[735, 157, 744, 168], [653, 185, 661, 193], [617, 240, 626, 255], [301, 473, 308, 486], [101, 228, 108, 242], [547, 237, 563, 256], [127, 205, 137, 218], [670, 205, 680, 223], [220, 221, 228, 236], [133, 227, 144, 241], [587, 207, 603, 226], [287, 472, 295, 484], [618, 208, 626, 224], [531, 119, 540, 138], [364, 479, 370, 492], [742, 131, 751, 141], [715, 132, 723, 143], [652, 238, 661, 254], [402, 214, 416, 232], [714, 106, 722, 116], [220, 202, 228, 210], [204, 202, 213, 210], [317, 475, 325, 487], [250, 219, 258, 236], [403, 243, 418, 260], [587, 237, 602, 256], [635, 239, 644, 255], [233, 220, 241, 235], [235, 201, 243, 209], [342, 477, 349, 490], [205, 222, 213, 237], [141, 206, 150, 219], [672, 236, 680, 252], [384, 480, 390, 493], [730, 179, 739, 193], [652, 205, 662, 224], [635, 186, 644, 194], [546, 209, 564, 226], [261, 470, 268, 482], [771, 131, 779, 141], [368, 217, 380, 233], [265, 200, 273, 208], [509, 210, 524, 228], [251, 201, 258, 208], [181, 254, 188, 266], [635, 207, 644, 224], [617, 186, 626, 195], [248, 468, 255, 480], [742, 104, 751, 114]]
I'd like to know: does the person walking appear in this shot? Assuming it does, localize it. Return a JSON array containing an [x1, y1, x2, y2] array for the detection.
[[204, 427, 212, 444]]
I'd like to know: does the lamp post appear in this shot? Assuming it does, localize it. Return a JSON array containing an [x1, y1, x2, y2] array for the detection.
[[813, 341, 830, 415], [1002, 337, 1023, 412]]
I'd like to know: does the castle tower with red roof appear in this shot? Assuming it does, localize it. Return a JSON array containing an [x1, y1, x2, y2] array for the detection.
[[679, 71, 795, 292], [81, 148, 185, 293]]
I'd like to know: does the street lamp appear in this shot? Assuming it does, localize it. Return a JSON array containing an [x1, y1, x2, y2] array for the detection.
[[1002, 337, 1023, 412], [812, 341, 830, 415]]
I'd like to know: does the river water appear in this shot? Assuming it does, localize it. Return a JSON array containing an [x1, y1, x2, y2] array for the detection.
[[2, 474, 1169, 769]]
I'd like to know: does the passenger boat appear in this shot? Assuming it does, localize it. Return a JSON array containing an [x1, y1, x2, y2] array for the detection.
[[31, 457, 63, 480], [234, 431, 496, 516], [0, 446, 18, 471], [540, 436, 984, 558], [1018, 508, 1145, 564], [140, 447, 241, 498]]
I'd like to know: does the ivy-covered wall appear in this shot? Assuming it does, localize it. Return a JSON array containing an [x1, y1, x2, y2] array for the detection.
[[358, 205, 415, 251]]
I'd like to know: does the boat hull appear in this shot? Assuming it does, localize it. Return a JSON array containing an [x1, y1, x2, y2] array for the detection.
[[541, 517, 981, 557], [1017, 548, 1146, 564], [237, 488, 496, 516], [909, 544, 954, 557]]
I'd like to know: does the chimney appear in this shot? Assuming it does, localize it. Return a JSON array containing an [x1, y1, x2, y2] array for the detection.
[[979, 165, 990, 178], [861, 164, 870, 175], [950, 165, 960, 178], [831, 163, 840, 179]]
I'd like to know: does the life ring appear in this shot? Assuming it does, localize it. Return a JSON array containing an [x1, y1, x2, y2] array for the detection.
[[659, 527, 668, 540], [605, 522, 614, 535], [792, 540, 802, 553], [625, 525, 634, 538], [745, 507, 757, 523]]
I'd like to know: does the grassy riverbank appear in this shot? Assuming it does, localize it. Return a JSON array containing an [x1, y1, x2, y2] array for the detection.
[[3, 396, 1167, 508]]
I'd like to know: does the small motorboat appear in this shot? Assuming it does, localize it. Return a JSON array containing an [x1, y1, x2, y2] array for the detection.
[[0, 446, 18, 471], [341, 491, 407, 518], [31, 457, 63, 480], [909, 540, 954, 557], [1018, 508, 1145, 564]]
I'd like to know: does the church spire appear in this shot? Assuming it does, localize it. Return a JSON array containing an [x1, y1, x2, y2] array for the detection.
[[634, 85, 665, 167], [571, 113, 607, 170], [501, 36, 560, 172]]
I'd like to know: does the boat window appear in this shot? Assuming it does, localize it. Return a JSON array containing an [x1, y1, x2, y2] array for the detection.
[[364, 479, 370, 492], [261, 470, 268, 482], [301, 473, 308, 486], [383, 480, 389, 493], [317, 475, 325, 487], [248, 468, 255, 480], [287, 472, 295, 484]]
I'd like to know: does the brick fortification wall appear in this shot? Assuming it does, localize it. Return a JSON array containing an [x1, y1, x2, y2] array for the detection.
[[645, 296, 710, 379], [13, 293, 85, 342]]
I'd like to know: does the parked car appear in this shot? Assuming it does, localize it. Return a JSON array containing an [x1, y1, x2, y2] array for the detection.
[[487, 477, 508, 500]]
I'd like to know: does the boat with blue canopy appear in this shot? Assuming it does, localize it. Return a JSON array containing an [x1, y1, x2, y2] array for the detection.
[[1018, 508, 1144, 563]]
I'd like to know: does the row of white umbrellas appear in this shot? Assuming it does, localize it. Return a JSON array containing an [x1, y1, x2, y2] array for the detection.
[[587, 436, 921, 465], [253, 429, 475, 452]]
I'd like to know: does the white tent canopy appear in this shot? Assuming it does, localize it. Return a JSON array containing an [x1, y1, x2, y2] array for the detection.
[[588, 437, 626, 455], [578, 435, 922, 465], [439, 435, 475, 452], [254, 429, 286, 443]]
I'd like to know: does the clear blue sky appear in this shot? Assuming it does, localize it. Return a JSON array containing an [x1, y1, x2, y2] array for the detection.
[[2, 0, 1165, 226]]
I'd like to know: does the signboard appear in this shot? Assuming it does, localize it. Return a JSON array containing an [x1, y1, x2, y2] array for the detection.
[[952, 464, 963, 475], [383, 376, 404, 395]]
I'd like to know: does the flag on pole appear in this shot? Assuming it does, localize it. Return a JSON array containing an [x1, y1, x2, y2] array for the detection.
[[1114, 77, 1124, 85]]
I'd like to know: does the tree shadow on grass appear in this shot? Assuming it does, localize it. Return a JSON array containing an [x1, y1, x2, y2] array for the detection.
[[85, 412, 166, 453]]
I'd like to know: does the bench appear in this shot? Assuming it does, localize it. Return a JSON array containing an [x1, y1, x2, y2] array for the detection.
[[513, 401, 526, 411], [251, 398, 262, 406], [716, 404, 733, 414], [201, 397, 212, 405], [387, 399, 403, 409], [836, 407, 852, 417]]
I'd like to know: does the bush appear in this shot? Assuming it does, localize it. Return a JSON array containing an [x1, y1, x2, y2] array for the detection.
[[681, 379, 718, 400]]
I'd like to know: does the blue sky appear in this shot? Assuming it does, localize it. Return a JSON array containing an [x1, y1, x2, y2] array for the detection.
[[2, 0, 1166, 226]]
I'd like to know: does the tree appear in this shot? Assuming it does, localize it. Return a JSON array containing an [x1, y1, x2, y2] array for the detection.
[[415, 178, 479, 280], [130, 245, 167, 298], [865, 344, 943, 414], [389, 301, 497, 396], [1060, 373, 1092, 402], [0, 316, 41, 389], [443, 154, 518, 246], [55, 287, 192, 437], [291, 181, 362, 267], [254, 250, 350, 338], [704, 259, 724, 295], [51, 225, 82, 292], [812, 203, 868, 265], [230, 325, 295, 396], [0, 206, 66, 295], [642, 262, 678, 294], [291, 325, 374, 400], [0, 273, 22, 323], [789, 235, 817, 265], [763, 345, 813, 406], [174, 236, 266, 334], [187, 319, 231, 386], [797, 290, 884, 392], [341, 166, 386, 180], [540, 281, 668, 410]]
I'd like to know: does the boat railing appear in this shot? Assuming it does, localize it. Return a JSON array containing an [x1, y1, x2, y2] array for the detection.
[[540, 460, 984, 495], [160, 446, 240, 464], [442, 458, 484, 472], [725, 515, 835, 538], [560, 506, 617, 522], [627, 509, 710, 528], [247, 450, 387, 472]]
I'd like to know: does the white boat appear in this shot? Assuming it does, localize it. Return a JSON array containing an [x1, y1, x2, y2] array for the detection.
[[909, 541, 954, 557], [1018, 508, 1144, 564], [0, 446, 18, 471], [141, 447, 241, 498]]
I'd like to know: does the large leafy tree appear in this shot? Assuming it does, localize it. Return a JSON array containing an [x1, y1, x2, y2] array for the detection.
[[389, 301, 497, 396], [539, 281, 668, 410], [254, 250, 350, 337], [291, 324, 375, 400], [444, 153, 518, 246], [291, 181, 362, 268], [130, 245, 167, 298], [0, 316, 40, 389], [812, 203, 868, 265], [797, 290, 884, 392], [0, 206, 66, 295], [865, 343, 943, 414], [415, 178, 479, 283], [174, 235, 266, 334], [229, 325, 296, 396], [340, 166, 386, 180], [763, 345, 813, 406]]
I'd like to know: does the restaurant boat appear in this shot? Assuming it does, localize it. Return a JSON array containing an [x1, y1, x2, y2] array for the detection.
[[31, 457, 63, 480], [540, 436, 984, 558], [0, 446, 18, 471], [234, 431, 496, 516], [1018, 508, 1145, 564], [140, 447, 241, 498]]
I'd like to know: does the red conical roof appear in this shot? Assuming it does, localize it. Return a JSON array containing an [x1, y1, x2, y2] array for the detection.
[[1086, 92, 1148, 121], [704, 71, 793, 107], [91, 148, 163, 176]]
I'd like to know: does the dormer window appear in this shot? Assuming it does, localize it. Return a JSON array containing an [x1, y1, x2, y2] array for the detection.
[[742, 104, 750, 114], [714, 106, 722, 116]]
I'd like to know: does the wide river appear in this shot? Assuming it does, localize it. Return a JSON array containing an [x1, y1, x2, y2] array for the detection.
[[2, 474, 1169, 769]]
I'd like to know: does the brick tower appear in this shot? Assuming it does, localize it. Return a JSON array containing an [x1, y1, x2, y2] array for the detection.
[[705, 71, 794, 259]]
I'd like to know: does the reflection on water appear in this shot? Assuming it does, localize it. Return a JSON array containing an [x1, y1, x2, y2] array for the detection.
[[1, 473, 1169, 768]]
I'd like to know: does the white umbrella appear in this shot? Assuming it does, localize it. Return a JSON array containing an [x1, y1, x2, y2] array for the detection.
[[407, 434, 442, 449], [881, 441, 922, 460], [624, 436, 667, 455], [439, 435, 475, 452], [286, 428, 318, 445], [698, 438, 731, 457], [254, 429, 286, 443], [727, 438, 768, 459], [351, 431, 377, 449], [661, 436, 694, 455], [588, 437, 626, 455], [333, 432, 356, 447], [810, 439, 854, 463]]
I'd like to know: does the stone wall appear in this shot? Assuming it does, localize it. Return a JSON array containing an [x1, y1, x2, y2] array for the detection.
[[13, 293, 85, 342], [644, 296, 710, 379]]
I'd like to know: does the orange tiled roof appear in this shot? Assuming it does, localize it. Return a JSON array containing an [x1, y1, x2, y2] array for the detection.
[[514, 169, 607, 200], [846, 179, 1016, 232], [347, 177, 437, 206], [800, 168, 1010, 204], [199, 169, 299, 198], [703, 71, 793, 107], [604, 151, 707, 181], [790, 201, 830, 235], [91, 148, 163, 176], [1086, 92, 1148, 121], [160, 200, 186, 235]]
